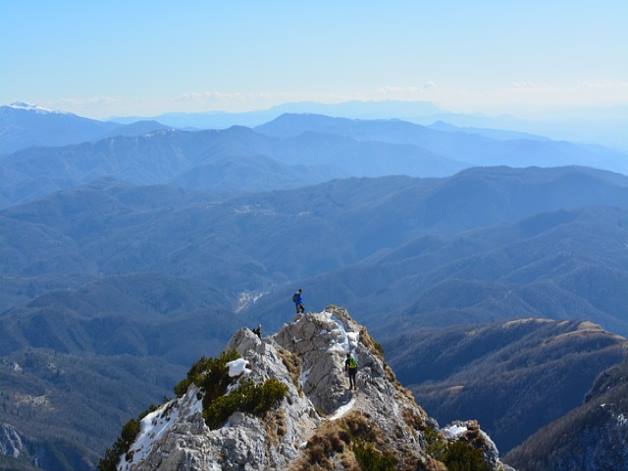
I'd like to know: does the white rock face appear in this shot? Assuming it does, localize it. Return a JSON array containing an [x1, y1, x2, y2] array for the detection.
[[120, 319, 319, 471], [0, 423, 25, 459], [119, 306, 512, 470]]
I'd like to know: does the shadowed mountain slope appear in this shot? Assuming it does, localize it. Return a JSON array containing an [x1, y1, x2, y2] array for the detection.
[[248, 205, 628, 336], [506, 357, 628, 471], [0, 349, 182, 471], [0, 124, 464, 207], [383, 319, 627, 453]]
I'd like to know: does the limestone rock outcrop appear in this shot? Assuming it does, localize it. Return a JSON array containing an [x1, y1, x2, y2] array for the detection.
[[116, 306, 512, 470]]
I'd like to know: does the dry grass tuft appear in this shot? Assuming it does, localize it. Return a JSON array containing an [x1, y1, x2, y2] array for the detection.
[[402, 407, 426, 431], [290, 411, 381, 471], [276, 345, 302, 392], [359, 326, 385, 360], [264, 408, 287, 445]]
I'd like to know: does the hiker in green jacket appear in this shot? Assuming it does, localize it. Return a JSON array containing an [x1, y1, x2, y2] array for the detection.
[[345, 352, 358, 390]]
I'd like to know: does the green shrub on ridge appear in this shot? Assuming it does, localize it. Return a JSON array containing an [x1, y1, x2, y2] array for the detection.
[[424, 426, 490, 471], [353, 440, 397, 471], [174, 349, 287, 429], [174, 349, 241, 399], [98, 403, 159, 471], [440, 441, 490, 471], [204, 379, 288, 429], [98, 419, 141, 471]]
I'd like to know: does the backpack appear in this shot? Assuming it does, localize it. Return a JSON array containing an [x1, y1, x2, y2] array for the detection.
[[348, 355, 358, 369], [292, 293, 299, 303]]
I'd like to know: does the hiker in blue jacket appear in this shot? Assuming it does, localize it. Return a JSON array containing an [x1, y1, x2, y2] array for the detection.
[[292, 288, 305, 314]]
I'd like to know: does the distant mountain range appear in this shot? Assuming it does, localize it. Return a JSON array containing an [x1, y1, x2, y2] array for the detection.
[[255, 113, 628, 173], [5, 99, 628, 154], [2, 165, 628, 338], [2, 108, 627, 209], [109, 100, 628, 152], [0, 103, 169, 154], [0, 168, 628, 311], [110, 100, 444, 128]]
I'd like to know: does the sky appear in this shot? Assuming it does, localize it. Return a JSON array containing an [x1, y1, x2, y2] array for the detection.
[[2, 0, 628, 118]]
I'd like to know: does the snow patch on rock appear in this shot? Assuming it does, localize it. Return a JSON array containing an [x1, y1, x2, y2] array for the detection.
[[8, 102, 61, 114], [119, 387, 202, 471], [299, 367, 311, 389], [328, 397, 356, 421], [441, 424, 468, 440], [227, 358, 251, 378], [324, 310, 360, 354]]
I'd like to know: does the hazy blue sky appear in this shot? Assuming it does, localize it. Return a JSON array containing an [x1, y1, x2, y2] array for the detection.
[[2, 0, 627, 117]]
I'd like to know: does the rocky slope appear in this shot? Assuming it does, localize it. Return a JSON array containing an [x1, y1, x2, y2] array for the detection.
[[506, 356, 628, 471], [108, 306, 513, 470]]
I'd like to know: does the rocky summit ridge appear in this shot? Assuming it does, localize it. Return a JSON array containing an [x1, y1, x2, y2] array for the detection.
[[110, 306, 513, 470]]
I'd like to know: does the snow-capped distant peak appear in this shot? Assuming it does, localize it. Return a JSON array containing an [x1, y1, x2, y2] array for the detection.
[[7, 102, 60, 114]]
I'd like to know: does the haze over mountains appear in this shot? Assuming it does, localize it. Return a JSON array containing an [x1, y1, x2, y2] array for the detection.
[[110, 100, 443, 129], [1, 102, 628, 470], [110, 100, 628, 152], [2, 103, 628, 210], [256, 113, 628, 173]]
